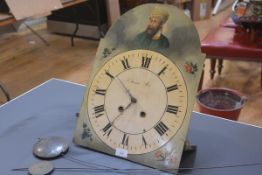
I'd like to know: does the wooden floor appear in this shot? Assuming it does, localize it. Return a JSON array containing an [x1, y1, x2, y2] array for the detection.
[[0, 7, 262, 126]]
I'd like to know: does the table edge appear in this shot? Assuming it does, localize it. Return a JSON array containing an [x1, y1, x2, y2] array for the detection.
[[194, 111, 262, 129], [1, 78, 261, 130], [0, 78, 85, 109]]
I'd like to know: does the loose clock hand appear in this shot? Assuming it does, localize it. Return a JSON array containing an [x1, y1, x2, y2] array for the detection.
[[115, 76, 137, 103]]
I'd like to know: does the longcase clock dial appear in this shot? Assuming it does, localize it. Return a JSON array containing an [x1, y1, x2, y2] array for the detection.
[[87, 50, 188, 154]]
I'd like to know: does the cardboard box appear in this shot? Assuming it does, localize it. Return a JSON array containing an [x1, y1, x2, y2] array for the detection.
[[192, 0, 212, 21]]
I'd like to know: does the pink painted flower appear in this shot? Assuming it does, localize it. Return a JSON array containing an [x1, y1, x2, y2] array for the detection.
[[171, 156, 178, 164], [154, 150, 162, 158], [184, 64, 192, 73]]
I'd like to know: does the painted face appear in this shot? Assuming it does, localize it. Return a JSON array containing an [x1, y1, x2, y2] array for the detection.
[[146, 16, 162, 36]]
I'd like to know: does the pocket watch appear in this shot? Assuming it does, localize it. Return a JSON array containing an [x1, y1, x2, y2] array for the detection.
[[74, 4, 205, 174]]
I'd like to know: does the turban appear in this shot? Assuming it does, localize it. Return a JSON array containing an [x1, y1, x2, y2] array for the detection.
[[150, 7, 169, 24]]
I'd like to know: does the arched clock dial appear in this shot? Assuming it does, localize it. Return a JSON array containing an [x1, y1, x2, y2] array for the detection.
[[87, 49, 188, 154], [73, 4, 205, 173]]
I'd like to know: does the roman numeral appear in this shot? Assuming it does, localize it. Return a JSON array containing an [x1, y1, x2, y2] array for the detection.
[[103, 125, 113, 137], [158, 66, 167, 76], [121, 58, 130, 70], [95, 89, 106, 96], [166, 105, 179, 115], [167, 84, 178, 92], [103, 122, 112, 134], [142, 135, 147, 148], [141, 56, 151, 68], [105, 71, 114, 79], [122, 133, 129, 147], [94, 105, 104, 118], [154, 121, 169, 136]]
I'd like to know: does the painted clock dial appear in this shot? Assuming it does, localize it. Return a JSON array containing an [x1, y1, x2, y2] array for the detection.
[[87, 49, 188, 154]]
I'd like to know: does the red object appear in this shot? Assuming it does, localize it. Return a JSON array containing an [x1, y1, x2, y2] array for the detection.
[[201, 25, 262, 61], [196, 88, 247, 121], [199, 16, 262, 89]]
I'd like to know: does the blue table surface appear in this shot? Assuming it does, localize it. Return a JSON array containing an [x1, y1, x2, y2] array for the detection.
[[0, 78, 261, 175]]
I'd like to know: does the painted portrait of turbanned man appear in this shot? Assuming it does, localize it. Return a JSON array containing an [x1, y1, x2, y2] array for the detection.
[[134, 7, 170, 50]]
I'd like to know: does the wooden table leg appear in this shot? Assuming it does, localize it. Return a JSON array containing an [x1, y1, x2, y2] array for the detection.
[[218, 59, 223, 75], [261, 63, 262, 90], [0, 83, 10, 103], [198, 64, 205, 91], [210, 59, 217, 79]]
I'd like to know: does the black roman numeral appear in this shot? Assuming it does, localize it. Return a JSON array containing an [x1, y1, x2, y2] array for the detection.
[[95, 89, 106, 96], [158, 66, 167, 76], [167, 84, 178, 92], [154, 121, 169, 136], [122, 133, 129, 147], [103, 123, 112, 134], [105, 71, 114, 79], [166, 105, 179, 115], [142, 135, 147, 148], [94, 105, 104, 118], [103, 124, 113, 137], [141, 56, 151, 68], [121, 59, 130, 70]]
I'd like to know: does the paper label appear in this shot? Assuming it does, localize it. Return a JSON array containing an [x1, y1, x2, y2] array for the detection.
[[115, 148, 128, 158]]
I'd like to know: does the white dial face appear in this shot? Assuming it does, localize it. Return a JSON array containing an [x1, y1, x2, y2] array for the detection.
[[87, 50, 187, 154]]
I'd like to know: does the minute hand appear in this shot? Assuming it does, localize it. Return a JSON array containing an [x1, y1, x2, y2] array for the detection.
[[115, 77, 137, 103]]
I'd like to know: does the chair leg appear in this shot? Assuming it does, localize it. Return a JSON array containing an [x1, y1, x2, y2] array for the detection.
[[218, 59, 223, 75], [210, 59, 217, 79]]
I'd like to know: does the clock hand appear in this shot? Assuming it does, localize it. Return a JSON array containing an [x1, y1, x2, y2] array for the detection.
[[115, 76, 137, 103], [111, 100, 135, 124]]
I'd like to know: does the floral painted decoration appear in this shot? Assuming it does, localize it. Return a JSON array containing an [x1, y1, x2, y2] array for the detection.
[[81, 123, 93, 141], [154, 149, 179, 165], [102, 48, 116, 58], [154, 150, 166, 161], [184, 62, 198, 75]]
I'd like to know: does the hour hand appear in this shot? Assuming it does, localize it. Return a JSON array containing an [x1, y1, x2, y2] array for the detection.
[[112, 101, 133, 124]]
